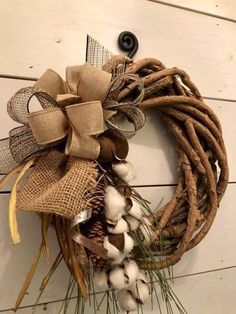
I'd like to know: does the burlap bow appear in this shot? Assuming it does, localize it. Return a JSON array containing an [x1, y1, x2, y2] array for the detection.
[[0, 63, 145, 174]]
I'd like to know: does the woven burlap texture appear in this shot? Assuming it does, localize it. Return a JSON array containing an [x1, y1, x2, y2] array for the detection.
[[16, 150, 98, 218]]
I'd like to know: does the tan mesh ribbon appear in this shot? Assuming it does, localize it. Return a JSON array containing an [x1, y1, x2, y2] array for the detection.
[[104, 73, 146, 138], [0, 62, 145, 174]]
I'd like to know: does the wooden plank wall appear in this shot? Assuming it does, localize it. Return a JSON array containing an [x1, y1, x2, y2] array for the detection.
[[0, 0, 235, 313]]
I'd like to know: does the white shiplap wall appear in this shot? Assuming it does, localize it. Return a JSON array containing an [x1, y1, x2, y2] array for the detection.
[[0, 0, 236, 313]]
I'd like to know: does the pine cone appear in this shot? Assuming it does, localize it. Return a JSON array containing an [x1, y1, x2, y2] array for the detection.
[[90, 196, 104, 217], [90, 175, 105, 217], [82, 216, 108, 271]]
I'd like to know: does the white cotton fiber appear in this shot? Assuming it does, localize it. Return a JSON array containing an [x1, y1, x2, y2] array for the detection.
[[130, 281, 149, 304], [136, 271, 147, 283], [107, 218, 129, 234], [109, 266, 127, 290], [104, 185, 126, 220], [125, 215, 140, 231], [127, 199, 143, 220], [124, 232, 134, 255], [94, 271, 108, 290], [124, 260, 139, 285], [129, 271, 149, 304], [112, 161, 136, 183], [123, 164, 136, 182], [112, 162, 130, 178], [103, 236, 121, 260], [117, 289, 138, 312]]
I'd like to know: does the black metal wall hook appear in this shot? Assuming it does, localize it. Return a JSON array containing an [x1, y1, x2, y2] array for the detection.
[[118, 31, 139, 59]]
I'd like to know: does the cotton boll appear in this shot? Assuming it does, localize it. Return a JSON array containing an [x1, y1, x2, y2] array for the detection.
[[130, 280, 150, 304], [123, 162, 136, 183], [129, 271, 150, 304], [104, 185, 126, 220], [124, 260, 139, 285], [125, 215, 140, 231], [107, 218, 129, 234], [112, 162, 130, 178], [104, 236, 121, 259], [94, 271, 109, 290], [109, 266, 127, 289], [128, 271, 147, 289], [127, 200, 143, 220], [136, 271, 148, 283], [112, 161, 136, 183], [124, 232, 134, 255], [117, 289, 138, 312]]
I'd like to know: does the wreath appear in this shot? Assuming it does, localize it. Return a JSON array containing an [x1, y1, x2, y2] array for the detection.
[[0, 55, 228, 313]]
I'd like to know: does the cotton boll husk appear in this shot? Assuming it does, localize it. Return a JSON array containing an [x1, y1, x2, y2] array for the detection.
[[112, 162, 130, 178], [104, 185, 126, 220], [124, 232, 134, 255], [94, 271, 109, 290], [127, 200, 143, 220], [125, 215, 140, 231], [103, 236, 121, 259], [109, 266, 127, 289], [117, 289, 138, 312], [124, 260, 139, 285], [107, 218, 129, 234]]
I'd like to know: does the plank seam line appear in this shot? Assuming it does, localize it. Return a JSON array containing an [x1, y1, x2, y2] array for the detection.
[[1, 75, 236, 103], [0, 181, 235, 194], [0, 74, 37, 81], [132, 181, 236, 188], [203, 96, 236, 103], [0, 265, 236, 312], [148, 0, 236, 23]]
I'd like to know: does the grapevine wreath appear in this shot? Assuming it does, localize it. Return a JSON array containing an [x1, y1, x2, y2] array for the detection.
[[0, 55, 229, 313]]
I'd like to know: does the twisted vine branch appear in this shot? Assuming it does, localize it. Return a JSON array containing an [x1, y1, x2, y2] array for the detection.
[[107, 57, 229, 270]]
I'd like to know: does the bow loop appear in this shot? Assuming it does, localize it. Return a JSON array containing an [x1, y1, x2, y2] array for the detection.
[[103, 73, 145, 138], [9, 125, 57, 165], [34, 69, 67, 98], [28, 108, 68, 145], [7, 87, 59, 125], [66, 64, 112, 101]]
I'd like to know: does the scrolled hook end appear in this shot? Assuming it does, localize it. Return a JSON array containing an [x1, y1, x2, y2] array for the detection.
[[118, 31, 139, 59]]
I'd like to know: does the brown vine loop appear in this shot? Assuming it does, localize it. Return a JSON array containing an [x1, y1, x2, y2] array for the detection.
[[109, 57, 229, 270]]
